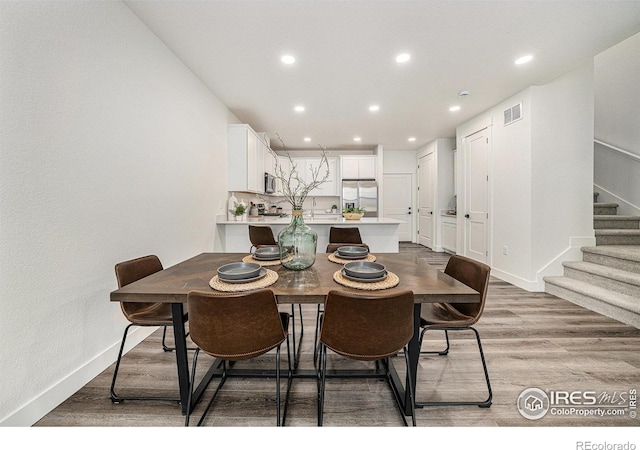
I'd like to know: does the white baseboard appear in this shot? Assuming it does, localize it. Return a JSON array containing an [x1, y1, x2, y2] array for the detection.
[[0, 327, 156, 427], [491, 268, 540, 292], [535, 236, 596, 291]]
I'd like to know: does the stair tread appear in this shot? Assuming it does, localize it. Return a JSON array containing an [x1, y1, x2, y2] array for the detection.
[[563, 261, 640, 286], [544, 276, 640, 313], [594, 215, 640, 220], [581, 245, 640, 262], [594, 229, 640, 235], [594, 203, 619, 207]]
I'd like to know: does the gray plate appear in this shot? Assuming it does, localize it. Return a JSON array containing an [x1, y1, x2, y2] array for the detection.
[[217, 262, 261, 280], [341, 268, 388, 283], [253, 246, 280, 260], [343, 261, 386, 279], [333, 251, 367, 260], [220, 267, 267, 284], [337, 246, 369, 257]]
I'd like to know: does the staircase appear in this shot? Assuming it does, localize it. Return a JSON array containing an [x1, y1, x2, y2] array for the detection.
[[544, 200, 640, 328]]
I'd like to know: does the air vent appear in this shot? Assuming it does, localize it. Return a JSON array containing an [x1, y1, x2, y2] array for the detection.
[[504, 103, 523, 126]]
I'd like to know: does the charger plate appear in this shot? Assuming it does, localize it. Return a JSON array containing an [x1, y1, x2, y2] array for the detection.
[[328, 253, 377, 264], [210, 269, 278, 292], [333, 270, 399, 291]]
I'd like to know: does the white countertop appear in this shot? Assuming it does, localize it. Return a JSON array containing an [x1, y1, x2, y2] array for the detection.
[[218, 216, 404, 225]]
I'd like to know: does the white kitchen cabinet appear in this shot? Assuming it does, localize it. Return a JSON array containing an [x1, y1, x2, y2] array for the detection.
[[228, 124, 268, 194], [441, 214, 457, 253], [340, 156, 377, 179], [275, 155, 338, 197]]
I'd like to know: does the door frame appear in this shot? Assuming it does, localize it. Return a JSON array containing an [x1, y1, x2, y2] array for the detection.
[[460, 126, 493, 265], [382, 172, 416, 242]]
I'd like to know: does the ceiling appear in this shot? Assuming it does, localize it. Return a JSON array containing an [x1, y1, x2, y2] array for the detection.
[[125, 1, 640, 151]]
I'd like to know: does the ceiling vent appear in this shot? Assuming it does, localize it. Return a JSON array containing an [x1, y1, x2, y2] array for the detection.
[[503, 103, 522, 126]]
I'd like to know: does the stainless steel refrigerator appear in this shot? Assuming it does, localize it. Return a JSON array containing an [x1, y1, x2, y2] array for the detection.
[[342, 180, 378, 217]]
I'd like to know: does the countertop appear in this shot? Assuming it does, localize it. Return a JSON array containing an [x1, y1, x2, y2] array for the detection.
[[218, 216, 404, 225]]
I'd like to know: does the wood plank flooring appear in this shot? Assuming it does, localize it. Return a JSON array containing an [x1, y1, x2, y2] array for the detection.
[[35, 244, 640, 428]]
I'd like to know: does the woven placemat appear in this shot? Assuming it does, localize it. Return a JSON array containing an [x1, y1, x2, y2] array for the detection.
[[332, 270, 399, 291], [242, 254, 282, 267], [209, 269, 278, 292], [328, 253, 377, 264]]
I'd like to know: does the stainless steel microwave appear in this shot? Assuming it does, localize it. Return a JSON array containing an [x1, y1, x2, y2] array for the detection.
[[264, 172, 276, 194]]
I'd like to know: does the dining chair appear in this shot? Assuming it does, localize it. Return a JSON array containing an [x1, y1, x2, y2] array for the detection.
[[110, 255, 186, 404], [416, 254, 492, 408], [184, 288, 292, 426], [325, 226, 370, 253], [317, 226, 370, 363], [248, 224, 303, 369], [317, 289, 416, 426], [248, 225, 277, 252]]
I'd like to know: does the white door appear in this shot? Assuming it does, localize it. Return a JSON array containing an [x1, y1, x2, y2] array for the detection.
[[383, 173, 413, 241], [464, 129, 489, 263], [418, 153, 435, 248]]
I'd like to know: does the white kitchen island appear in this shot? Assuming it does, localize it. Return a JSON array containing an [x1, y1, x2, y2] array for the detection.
[[215, 216, 404, 253]]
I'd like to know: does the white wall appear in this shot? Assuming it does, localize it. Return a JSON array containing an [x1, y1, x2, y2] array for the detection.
[[456, 63, 595, 291], [594, 32, 640, 215], [0, 1, 237, 425]]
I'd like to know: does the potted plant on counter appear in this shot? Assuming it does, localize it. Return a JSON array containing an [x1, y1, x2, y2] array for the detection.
[[342, 206, 365, 220], [232, 203, 246, 221]]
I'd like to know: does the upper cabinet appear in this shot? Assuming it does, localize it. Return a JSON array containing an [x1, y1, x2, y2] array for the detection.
[[228, 124, 274, 194], [340, 155, 377, 179], [274, 155, 339, 197]]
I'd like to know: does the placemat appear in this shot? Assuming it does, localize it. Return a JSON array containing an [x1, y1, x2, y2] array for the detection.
[[209, 269, 278, 292], [328, 253, 377, 264], [242, 254, 283, 267], [332, 270, 399, 291]]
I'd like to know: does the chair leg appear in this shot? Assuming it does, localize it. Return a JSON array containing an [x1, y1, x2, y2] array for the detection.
[[281, 333, 293, 426], [415, 326, 492, 408], [111, 323, 180, 404], [184, 348, 200, 426], [313, 306, 324, 366], [403, 347, 417, 426], [317, 344, 327, 426], [195, 360, 229, 426], [276, 346, 281, 427], [419, 328, 450, 355]]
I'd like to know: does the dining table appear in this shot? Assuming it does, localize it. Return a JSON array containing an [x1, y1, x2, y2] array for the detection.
[[110, 252, 480, 417]]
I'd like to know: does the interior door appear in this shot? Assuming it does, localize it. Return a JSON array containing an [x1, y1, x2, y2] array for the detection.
[[383, 173, 413, 241], [418, 153, 434, 248], [464, 129, 489, 263]]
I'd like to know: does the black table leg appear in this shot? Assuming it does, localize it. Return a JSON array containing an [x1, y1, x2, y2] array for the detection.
[[404, 303, 421, 415], [171, 303, 190, 414]]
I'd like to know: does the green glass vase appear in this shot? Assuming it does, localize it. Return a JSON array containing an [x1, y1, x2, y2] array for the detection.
[[278, 207, 317, 270]]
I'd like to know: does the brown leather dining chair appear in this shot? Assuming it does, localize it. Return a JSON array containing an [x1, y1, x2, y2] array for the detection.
[[317, 289, 416, 426], [248, 224, 303, 369], [248, 225, 277, 252], [184, 289, 292, 426], [416, 254, 492, 408], [110, 255, 187, 404], [325, 226, 370, 253]]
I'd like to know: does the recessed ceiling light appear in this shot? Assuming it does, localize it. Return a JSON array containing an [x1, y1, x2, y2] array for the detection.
[[515, 54, 533, 65], [408, 137, 416, 142], [304, 137, 311, 142], [294, 105, 305, 112], [353, 136, 362, 142], [449, 106, 461, 112], [281, 54, 295, 64], [395, 53, 411, 63], [458, 90, 470, 97], [369, 105, 380, 112]]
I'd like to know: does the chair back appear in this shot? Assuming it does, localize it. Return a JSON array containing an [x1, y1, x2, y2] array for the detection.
[[249, 225, 277, 247], [329, 227, 363, 244], [320, 289, 414, 361], [115, 255, 164, 320], [187, 289, 286, 360], [444, 255, 491, 321]]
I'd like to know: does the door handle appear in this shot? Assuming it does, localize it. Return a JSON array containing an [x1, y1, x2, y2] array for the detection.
[[465, 214, 470, 218], [429, 211, 433, 215]]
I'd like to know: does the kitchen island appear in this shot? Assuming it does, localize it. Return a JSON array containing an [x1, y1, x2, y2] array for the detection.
[[215, 216, 404, 253]]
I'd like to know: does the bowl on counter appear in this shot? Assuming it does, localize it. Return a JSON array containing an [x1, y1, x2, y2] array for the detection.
[[343, 212, 364, 220]]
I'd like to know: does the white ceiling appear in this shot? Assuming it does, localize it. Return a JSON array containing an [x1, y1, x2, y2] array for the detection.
[[125, 0, 640, 151]]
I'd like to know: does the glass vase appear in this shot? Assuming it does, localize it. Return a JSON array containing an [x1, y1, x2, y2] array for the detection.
[[278, 207, 317, 270]]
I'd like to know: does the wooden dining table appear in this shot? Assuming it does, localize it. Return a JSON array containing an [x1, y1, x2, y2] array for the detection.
[[110, 252, 480, 417]]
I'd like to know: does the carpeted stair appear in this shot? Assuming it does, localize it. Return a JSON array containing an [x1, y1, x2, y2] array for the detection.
[[544, 200, 640, 328]]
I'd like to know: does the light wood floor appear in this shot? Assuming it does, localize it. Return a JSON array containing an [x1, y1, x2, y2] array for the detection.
[[35, 244, 640, 428]]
